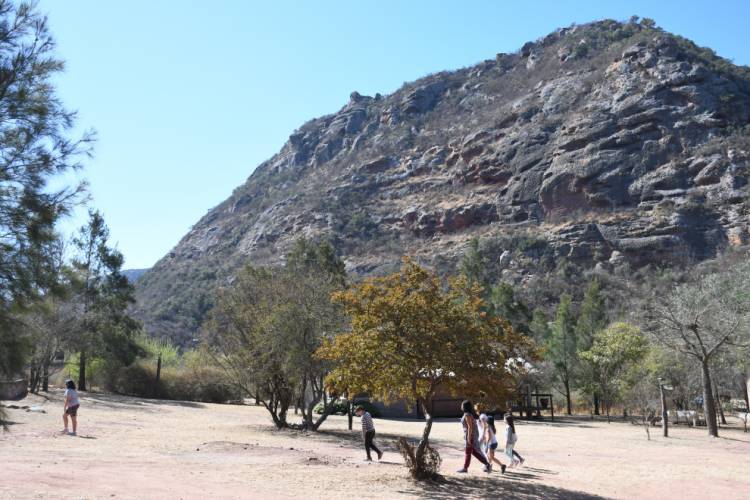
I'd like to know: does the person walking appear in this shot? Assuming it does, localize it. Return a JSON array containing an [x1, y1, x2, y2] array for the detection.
[[482, 414, 507, 473], [355, 405, 383, 461], [504, 413, 525, 467], [62, 380, 80, 436], [457, 400, 491, 473]]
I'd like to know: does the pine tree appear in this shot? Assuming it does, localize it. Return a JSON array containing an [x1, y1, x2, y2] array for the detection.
[[529, 308, 551, 344], [576, 279, 608, 414], [70, 211, 139, 390], [489, 282, 531, 334], [0, 1, 90, 423], [548, 294, 577, 415], [459, 238, 487, 288]]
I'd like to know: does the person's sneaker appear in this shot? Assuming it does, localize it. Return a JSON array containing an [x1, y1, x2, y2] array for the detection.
[[483, 464, 492, 473], [60, 429, 69, 434], [519, 457, 525, 466], [501, 464, 507, 474], [364, 458, 372, 462], [377, 450, 383, 460], [68, 431, 77, 436], [456, 468, 468, 473]]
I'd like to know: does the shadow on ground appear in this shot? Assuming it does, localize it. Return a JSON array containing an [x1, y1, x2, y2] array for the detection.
[[83, 392, 206, 411], [315, 427, 455, 455], [400, 475, 606, 499]]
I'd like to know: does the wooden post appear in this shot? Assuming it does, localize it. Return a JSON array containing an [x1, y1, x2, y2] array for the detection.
[[156, 352, 162, 385], [660, 383, 668, 438], [78, 351, 87, 391]]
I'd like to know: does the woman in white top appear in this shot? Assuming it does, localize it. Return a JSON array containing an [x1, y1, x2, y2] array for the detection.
[[481, 414, 506, 474], [62, 380, 80, 436]]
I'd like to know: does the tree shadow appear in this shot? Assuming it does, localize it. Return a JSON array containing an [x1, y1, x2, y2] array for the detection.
[[519, 417, 597, 429], [400, 475, 606, 499], [83, 392, 206, 410], [315, 427, 455, 455]]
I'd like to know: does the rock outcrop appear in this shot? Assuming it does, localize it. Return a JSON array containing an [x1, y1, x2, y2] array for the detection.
[[134, 19, 750, 343]]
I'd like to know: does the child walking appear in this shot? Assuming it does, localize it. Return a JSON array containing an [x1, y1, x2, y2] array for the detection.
[[355, 405, 383, 461], [457, 400, 491, 473], [481, 414, 507, 473], [62, 380, 80, 436], [504, 414, 525, 467]]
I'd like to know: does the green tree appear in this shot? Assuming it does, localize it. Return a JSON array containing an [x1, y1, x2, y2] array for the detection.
[[580, 323, 648, 421], [285, 237, 346, 286], [70, 210, 140, 390], [207, 239, 346, 430], [489, 282, 531, 335], [459, 238, 487, 287], [529, 308, 551, 344], [317, 259, 533, 478], [548, 294, 577, 415], [0, 1, 90, 425], [576, 279, 608, 414]]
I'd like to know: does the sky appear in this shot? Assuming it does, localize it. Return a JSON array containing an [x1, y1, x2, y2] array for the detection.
[[40, 0, 750, 269]]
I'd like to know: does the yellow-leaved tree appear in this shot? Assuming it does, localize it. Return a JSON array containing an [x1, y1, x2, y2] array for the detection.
[[316, 258, 533, 478]]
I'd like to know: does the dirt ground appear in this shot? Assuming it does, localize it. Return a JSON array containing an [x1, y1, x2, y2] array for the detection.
[[2, 390, 749, 499]]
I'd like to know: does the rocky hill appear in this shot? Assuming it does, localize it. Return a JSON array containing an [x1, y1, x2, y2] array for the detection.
[[122, 268, 149, 284], [134, 19, 750, 343]]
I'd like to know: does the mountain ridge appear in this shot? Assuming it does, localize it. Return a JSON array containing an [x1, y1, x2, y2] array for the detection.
[[134, 18, 750, 343]]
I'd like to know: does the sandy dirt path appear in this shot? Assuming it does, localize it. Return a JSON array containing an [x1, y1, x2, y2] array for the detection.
[[2, 391, 749, 499]]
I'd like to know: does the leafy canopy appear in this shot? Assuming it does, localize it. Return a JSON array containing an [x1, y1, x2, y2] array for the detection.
[[317, 258, 533, 412], [580, 322, 648, 408]]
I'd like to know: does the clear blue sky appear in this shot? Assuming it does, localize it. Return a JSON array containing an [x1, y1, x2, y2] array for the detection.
[[41, 0, 750, 269]]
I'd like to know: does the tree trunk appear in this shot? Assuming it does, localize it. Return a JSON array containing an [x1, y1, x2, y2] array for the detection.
[[345, 390, 353, 431], [29, 367, 39, 394], [701, 360, 718, 437], [42, 362, 49, 392], [415, 401, 433, 466], [564, 378, 572, 415], [594, 393, 600, 416], [714, 382, 727, 425], [526, 385, 532, 419], [311, 394, 333, 432], [743, 376, 750, 415], [78, 351, 87, 391]]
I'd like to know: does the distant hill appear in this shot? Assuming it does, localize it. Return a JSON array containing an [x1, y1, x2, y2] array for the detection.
[[122, 268, 149, 284], [133, 18, 750, 344]]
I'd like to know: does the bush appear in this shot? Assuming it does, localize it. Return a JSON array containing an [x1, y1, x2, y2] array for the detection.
[[397, 437, 442, 479], [313, 398, 348, 415], [105, 360, 237, 404]]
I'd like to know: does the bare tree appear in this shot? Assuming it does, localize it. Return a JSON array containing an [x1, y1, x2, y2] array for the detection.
[[645, 261, 750, 437]]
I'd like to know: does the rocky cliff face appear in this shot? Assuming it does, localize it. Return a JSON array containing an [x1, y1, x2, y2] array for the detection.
[[135, 19, 750, 343]]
